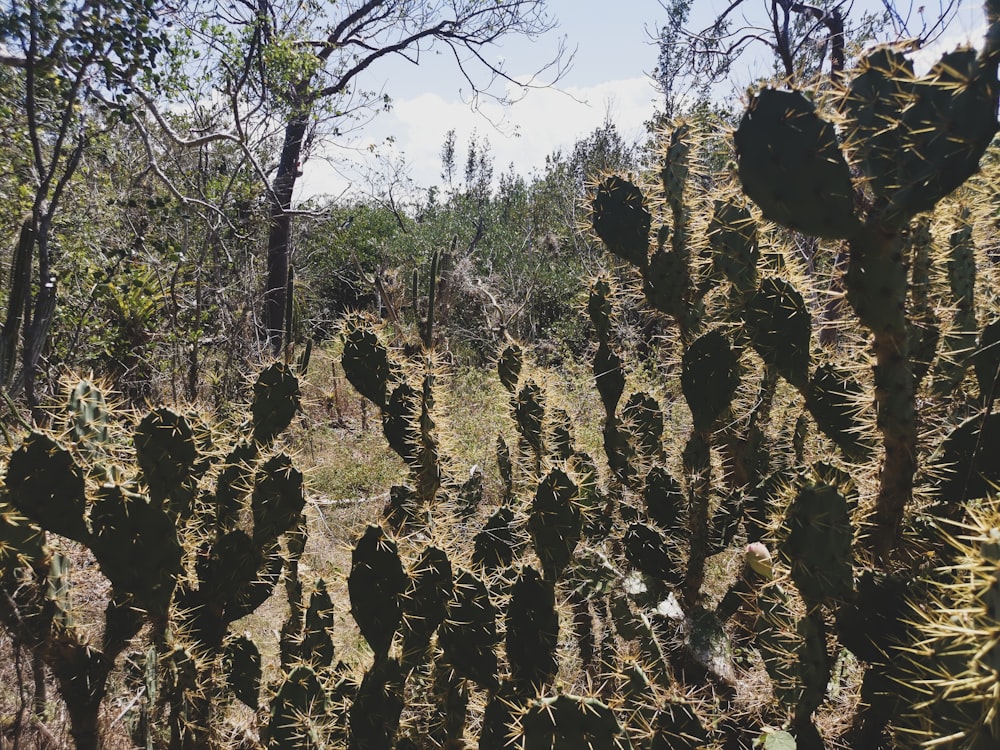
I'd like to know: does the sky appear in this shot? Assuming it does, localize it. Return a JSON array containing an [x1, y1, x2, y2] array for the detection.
[[297, 0, 989, 203]]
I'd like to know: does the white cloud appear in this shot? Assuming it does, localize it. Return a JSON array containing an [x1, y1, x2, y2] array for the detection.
[[910, 20, 987, 74], [298, 76, 658, 202]]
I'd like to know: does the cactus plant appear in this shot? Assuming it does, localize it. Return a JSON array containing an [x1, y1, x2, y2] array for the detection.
[[734, 8, 1000, 555], [518, 694, 632, 750], [348, 524, 407, 662], [506, 565, 559, 690]]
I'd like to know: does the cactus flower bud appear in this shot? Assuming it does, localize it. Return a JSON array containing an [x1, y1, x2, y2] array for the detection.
[[746, 542, 773, 579]]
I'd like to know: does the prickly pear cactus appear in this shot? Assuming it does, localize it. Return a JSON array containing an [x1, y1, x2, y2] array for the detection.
[[734, 7, 1000, 556], [518, 694, 632, 750], [348, 524, 407, 661]]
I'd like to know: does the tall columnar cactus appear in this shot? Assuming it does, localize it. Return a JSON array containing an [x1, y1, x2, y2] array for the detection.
[[734, 3, 1000, 556], [934, 205, 980, 394], [906, 217, 940, 389]]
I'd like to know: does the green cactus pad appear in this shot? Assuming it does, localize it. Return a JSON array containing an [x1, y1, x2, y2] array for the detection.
[[603, 417, 636, 486], [623, 522, 684, 587], [66, 380, 109, 456], [303, 579, 336, 669], [479, 681, 522, 750], [781, 484, 855, 607], [644, 466, 686, 536], [348, 524, 407, 661], [592, 175, 651, 269], [223, 634, 261, 709], [520, 694, 632, 750], [594, 343, 625, 416], [551, 407, 575, 462], [709, 490, 744, 553], [514, 380, 545, 456], [507, 566, 559, 689], [805, 364, 871, 460], [6, 432, 88, 543], [796, 612, 832, 726], [842, 47, 915, 201], [621, 392, 664, 459], [497, 343, 522, 393], [251, 453, 305, 545], [457, 464, 484, 516], [572, 451, 610, 539], [933, 412, 1000, 507], [400, 546, 453, 668], [529, 468, 582, 581], [497, 434, 514, 505], [609, 591, 672, 688], [215, 442, 256, 533], [382, 382, 419, 465], [643, 249, 688, 322], [46, 551, 73, 629], [650, 700, 710, 750], [735, 88, 859, 239], [195, 531, 283, 622], [473, 507, 519, 573], [342, 320, 391, 409], [438, 567, 500, 690], [682, 329, 740, 431], [834, 569, 909, 664], [383, 484, 420, 533], [973, 318, 1000, 399], [134, 408, 198, 516], [661, 122, 691, 209], [89, 482, 181, 619], [888, 49, 998, 221], [268, 664, 328, 750], [588, 277, 614, 343], [708, 199, 759, 294], [252, 363, 300, 445], [755, 584, 801, 709], [744, 278, 812, 391]]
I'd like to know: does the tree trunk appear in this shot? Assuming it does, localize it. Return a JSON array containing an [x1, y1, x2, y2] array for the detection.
[[264, 115, 309, 354]]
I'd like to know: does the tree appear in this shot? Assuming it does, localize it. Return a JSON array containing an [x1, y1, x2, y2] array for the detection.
[[151, 0, 569, 354], [653, 0, 949, 107], [0, 0, 168, 409]]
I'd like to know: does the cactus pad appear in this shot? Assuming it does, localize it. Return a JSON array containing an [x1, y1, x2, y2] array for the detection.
[[252, 363, 300, 445], [342, 320, 391, 409], [592, 176, 651, 269], [782, 484, 855, 607], [529, 468, 582, 581], [735, 88, 859, 239], [497, 343, 522, 393], [682, 330, 739, 431], [506, 566, 559, 689], [348, 524, 407, 661], [519, 694, 632, 750], [744, 278, 811, 391]]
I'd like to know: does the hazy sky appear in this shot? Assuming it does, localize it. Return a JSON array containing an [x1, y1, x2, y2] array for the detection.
[[298, 0, 987, 202]]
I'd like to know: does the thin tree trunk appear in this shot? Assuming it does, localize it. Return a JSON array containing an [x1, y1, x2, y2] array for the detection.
[[264, 115, 309, 353]]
